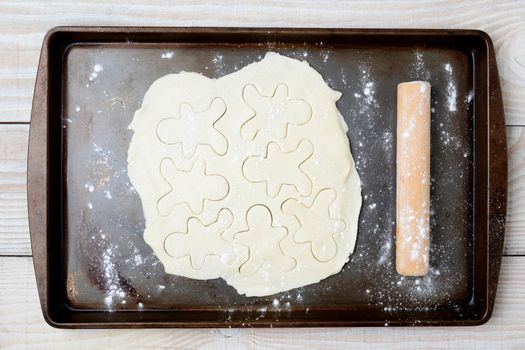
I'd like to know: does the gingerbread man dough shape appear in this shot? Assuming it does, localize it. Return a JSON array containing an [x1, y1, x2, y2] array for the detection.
[[242, 139, 314, 197], [241, 83, 312, 141], [164, 209, 234, 269], [157, 97, 228, 158], [234, 205, 296, 276], [157, 158, 229, 216], [282, 189, 346, 262]]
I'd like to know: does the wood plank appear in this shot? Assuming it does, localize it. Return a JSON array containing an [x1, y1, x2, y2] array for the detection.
[[0, 125, 29, 256], [0, 256, 523, 349], [0, 0, 524, 124], [1, 125, 523, 256]]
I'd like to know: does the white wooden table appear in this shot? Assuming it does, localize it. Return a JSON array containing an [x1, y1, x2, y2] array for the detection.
[[1, 1, 524, 349]]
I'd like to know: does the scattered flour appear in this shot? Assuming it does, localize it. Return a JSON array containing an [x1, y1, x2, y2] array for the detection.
[[161, 51, 174, 59], [89, 64, 103, 82], [101, 246, 127, 310], [444, 63, 458, 112], [410, 50, 431, 80]]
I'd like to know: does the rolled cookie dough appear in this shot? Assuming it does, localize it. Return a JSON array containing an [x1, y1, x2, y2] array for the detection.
[[127, 52, 362, 296]]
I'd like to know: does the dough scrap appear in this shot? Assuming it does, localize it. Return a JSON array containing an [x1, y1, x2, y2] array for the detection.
[[127, 52, 362, 296]]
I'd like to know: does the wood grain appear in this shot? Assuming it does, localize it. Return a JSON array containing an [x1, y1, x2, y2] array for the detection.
[[1, 126, 523, 256], [0, 0, 524, 124], [0, 125, 29, 256], [0, 256, 523, 349]]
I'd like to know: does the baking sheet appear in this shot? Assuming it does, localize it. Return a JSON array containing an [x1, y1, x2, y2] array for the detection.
[[28, 28, 507, 327]]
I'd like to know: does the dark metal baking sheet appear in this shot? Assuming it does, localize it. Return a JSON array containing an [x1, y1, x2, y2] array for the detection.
[[28, 27, 507, 328]]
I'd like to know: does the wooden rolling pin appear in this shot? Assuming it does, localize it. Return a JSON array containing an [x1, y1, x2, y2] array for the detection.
[[396, 81, 431, 276]]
